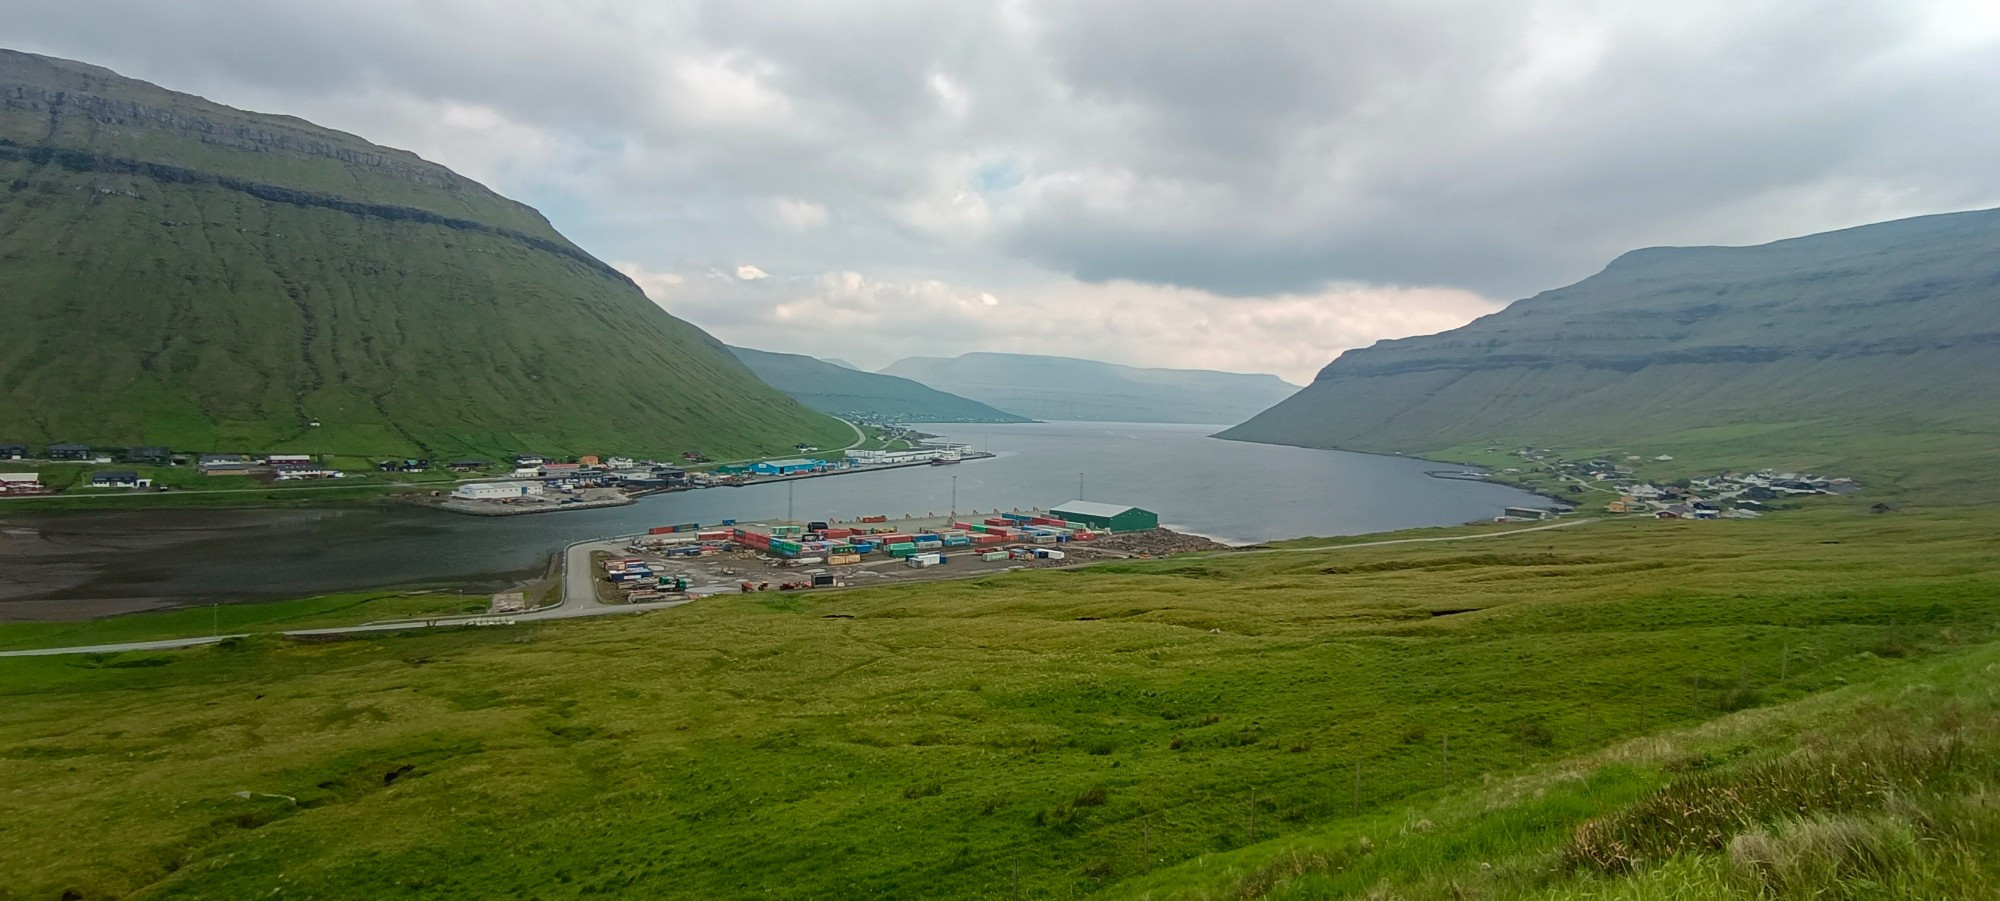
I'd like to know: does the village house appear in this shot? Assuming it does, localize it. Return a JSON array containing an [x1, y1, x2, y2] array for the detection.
[[45, 443, 91, 461], [0, 442, 27, 460], [0, 472, 44, 494], [448, 458, 490, 473], [90, 471, 152, 489], [266, 454, 314, 466], [126, 446, 172, 465]]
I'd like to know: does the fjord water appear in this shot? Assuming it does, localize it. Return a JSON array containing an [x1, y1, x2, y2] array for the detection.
[[0, 423, 1550, 613]]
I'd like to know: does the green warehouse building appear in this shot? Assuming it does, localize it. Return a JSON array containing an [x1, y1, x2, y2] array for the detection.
[[1050, 500, 1159, 533]]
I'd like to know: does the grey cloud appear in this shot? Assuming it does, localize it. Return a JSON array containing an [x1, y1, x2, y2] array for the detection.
[[10, 1, 2000, 307]]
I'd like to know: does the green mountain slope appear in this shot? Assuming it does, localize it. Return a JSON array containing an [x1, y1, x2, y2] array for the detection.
[[883, 352, 1299, 424], [0, 49, 848, 458], [728, 346, 1030, 422], [1221, 208, 2000, 461]]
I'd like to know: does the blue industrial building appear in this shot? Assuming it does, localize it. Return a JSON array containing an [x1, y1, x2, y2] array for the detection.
[[749, 458, 829, 476]]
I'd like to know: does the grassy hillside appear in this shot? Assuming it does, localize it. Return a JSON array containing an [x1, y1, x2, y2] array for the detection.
[[0, 49, 848, 459], [885, 352, 1300, 425], [730, 345, 1031, 422], [1221, 208, 2000, 466], [3, 500, 1995, 898]]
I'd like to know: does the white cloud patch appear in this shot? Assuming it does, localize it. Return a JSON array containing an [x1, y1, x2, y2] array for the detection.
[[735, 264, 772, 280], [625, 264, 1497, 383], [767, 197, 830, 231]]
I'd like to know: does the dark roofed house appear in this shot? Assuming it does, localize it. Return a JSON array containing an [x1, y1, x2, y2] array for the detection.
[[127, 446, 172, 465], [449, 459, 491, 473], [90, 471, 151, 489], [46, 443, 91, 461], [0, 442, 26, 460]]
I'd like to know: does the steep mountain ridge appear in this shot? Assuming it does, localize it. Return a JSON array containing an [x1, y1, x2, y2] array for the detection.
[[728, 346, 1030, 422], [1221, 207, 2000, 455], [0, 49, 848, 458], [883, 352, 1298, 425]]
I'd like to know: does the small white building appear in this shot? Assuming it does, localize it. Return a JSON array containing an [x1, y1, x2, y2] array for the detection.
[[846, 447, 960, 466], [453, 481, 543, 501]]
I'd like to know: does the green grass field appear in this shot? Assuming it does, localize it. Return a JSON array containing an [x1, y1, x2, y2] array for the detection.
[[2, 499, 1994, 898]]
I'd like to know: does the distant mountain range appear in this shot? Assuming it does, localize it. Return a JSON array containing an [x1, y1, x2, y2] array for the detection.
[[728, 347, 1030, 423], [1222, 208, 2000, 461], [0, 49, 847, 458], [882, 353, 1299, 424]]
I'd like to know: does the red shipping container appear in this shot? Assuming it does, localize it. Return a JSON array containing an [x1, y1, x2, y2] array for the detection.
[[1031, 517, 1065, 526], [860, 514, 888, 523], [984, 518, 1012, 527], [649, 526, 675, 535]]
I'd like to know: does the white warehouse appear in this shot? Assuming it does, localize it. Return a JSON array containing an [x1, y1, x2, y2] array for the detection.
[[452, 481, 543, 501]]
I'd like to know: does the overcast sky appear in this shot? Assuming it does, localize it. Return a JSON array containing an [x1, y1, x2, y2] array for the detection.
[[13, 1, 2000, 381]]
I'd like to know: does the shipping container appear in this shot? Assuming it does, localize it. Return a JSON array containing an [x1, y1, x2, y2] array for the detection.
[[808, 521, 830, 531], [812, 574, 836, 587], [648, 526, 675, 535], [985, 518, 1013, 527], [1037, 549, 1067, 560], [981, 551, 1009, 561], [829, 554, 862, 565], [1002, 512, 1034, 523], [674, 522, 700, 532], [860, 514, 888, 523]]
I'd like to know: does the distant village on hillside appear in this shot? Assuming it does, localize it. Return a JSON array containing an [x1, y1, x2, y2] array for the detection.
[[1504, 447, 1861, 520]]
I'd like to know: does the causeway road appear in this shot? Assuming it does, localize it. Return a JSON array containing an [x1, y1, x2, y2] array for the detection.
[[0, 534, 688, 658]]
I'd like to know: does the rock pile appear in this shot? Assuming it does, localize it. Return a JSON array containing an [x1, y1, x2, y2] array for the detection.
[[1083, 528, 1233, 557]]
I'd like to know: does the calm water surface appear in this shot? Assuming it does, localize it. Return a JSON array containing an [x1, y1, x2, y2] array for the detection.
[[0, 423, 1551, 612]]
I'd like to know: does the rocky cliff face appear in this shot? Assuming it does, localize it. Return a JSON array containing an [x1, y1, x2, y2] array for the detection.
[[1221, 207, 2000, 454]]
